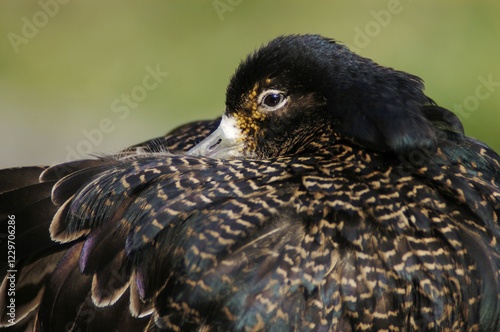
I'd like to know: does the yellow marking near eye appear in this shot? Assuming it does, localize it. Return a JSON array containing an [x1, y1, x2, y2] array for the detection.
[[232, 80, 270, 152]]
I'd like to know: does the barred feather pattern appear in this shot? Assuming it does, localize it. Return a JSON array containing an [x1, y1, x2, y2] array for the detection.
[[2, 32, 500, 330], [2, 121, 498, 331], [0, 35, 500, 332]]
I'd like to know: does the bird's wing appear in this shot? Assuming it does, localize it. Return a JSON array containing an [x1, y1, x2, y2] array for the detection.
[[2, 135, 499, 331], [0, 119, 219, 331], [1, 115, 500, 331], [121, 118, 221, 156]]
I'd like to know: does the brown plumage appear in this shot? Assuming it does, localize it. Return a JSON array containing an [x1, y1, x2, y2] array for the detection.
[[1, 34, 500, 331]]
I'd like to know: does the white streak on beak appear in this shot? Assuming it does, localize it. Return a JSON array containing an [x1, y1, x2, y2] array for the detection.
[[186, 116, 243, 159], [219, 115, 240, 140]]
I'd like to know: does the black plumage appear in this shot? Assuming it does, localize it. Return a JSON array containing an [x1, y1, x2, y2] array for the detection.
[[1, 34, 500, 331]]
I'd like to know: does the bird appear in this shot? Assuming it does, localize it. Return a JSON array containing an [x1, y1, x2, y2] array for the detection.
[[1, 34, 500, 331]]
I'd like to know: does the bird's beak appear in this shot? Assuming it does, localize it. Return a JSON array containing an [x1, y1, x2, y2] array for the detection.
[[187, 116, 244, 159]]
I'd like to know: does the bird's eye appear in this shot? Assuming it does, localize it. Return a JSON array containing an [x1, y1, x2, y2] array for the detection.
[[258, 90, 288, 111]]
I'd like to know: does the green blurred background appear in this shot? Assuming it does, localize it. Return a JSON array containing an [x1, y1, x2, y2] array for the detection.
[[0, 1, 499, 167]]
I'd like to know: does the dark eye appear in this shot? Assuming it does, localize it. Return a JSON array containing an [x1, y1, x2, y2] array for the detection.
[[259, 90, 288, 111], [263, 93, 284, 107]]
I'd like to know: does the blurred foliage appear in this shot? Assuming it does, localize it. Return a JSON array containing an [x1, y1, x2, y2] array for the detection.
[[0, 0, 499, 167]]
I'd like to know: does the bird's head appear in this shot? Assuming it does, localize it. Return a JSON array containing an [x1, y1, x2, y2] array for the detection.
[[188, 34, 439, 159]]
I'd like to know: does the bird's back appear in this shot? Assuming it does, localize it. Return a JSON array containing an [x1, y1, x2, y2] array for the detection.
[[1, 115, 499, 331], [1, 34, 500, 331]]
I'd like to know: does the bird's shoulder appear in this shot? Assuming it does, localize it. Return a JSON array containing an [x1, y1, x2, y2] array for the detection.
[[37, 127, 499, 328]]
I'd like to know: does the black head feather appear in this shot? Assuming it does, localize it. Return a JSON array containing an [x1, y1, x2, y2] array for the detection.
[[211, 34, 443, 158], [1, 34, 500, 332]]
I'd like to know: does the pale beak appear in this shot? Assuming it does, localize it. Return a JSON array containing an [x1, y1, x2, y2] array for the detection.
[[187, 124, 243, 159]]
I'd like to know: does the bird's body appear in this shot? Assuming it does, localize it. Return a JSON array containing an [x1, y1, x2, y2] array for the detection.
[[1, 34, 500, 331]]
